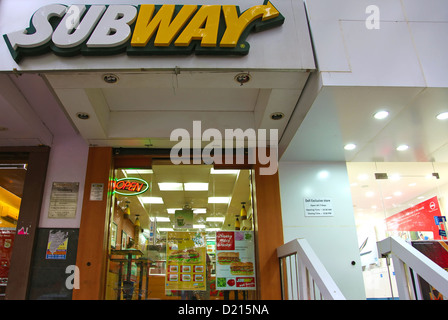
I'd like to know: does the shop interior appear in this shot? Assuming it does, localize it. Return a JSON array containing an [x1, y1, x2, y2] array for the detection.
[[0, 160, 27, 300], [105, 162, 254, 300], [347, 161, 448, 299]]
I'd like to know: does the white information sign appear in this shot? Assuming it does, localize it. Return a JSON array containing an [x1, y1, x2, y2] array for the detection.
[[304, 198, 334, 217]]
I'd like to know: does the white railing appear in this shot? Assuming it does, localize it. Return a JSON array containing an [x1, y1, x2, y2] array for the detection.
[[377, 236, 448, 300], [277, 238, 346, 300]]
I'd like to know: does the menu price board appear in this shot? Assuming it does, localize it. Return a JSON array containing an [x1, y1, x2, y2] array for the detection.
[[166, 231, 207, 291], [215, 231, 256, 291]]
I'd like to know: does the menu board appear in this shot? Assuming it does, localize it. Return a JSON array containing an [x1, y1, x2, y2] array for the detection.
[[215, 231, 256, 290], [166, 231, 207, 291]]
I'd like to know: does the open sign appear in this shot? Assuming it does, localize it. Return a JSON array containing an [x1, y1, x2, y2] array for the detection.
[[114, 177, 149, 196]]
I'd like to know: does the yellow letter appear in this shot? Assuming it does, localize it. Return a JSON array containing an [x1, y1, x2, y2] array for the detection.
[[220, 1, 279, 47], [175, 5, 221, 47], [131, 4, 197, 47]]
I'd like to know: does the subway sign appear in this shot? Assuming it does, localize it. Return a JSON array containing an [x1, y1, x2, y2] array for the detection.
[[114, 177, 149, 196], [3, 1, 284, 62]]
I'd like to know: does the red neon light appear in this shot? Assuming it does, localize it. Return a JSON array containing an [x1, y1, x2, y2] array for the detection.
[[115, 180, 145, 192]]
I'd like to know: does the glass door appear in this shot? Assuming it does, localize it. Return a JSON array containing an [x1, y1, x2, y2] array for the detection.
[[105, 162, 256, 300]]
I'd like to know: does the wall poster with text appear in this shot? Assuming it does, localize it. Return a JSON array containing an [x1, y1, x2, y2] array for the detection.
[[165, 231, 207, 291], [215, 231, 256, 290], [385, 196, 444, 240]]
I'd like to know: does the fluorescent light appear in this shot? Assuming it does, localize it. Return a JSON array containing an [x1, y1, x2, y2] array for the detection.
[[206, 217, 225, 222], [193, 224, 206, 229], [125, 169, 153, 174], [208, 197, 230, 204], [156, 217, 170, 222], [193, 208, 207, 214], [344, 143, 356, 150], [184, 183, 208, 191], [436, 112, 448, 120], [374, 110, 389, 120], [365, 191, 374, 197], [396, 144, 409, 151], [158, 228, 173, 232], [141, 197, 164, 204], [158, 183, 183, 191], [167, 208, 182, 214], [210, 169, 239, 175]]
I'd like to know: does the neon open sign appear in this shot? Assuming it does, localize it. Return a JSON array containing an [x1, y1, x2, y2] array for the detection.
[[114, 177, 149, 196]]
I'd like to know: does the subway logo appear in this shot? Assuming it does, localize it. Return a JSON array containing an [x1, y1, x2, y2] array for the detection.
[[3, 1, 284, 62]]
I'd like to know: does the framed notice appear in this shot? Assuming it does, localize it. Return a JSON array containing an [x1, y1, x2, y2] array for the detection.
[[165, 231, 207, 291], [48, 182, 79, 219], [215, 231, 256, 291]]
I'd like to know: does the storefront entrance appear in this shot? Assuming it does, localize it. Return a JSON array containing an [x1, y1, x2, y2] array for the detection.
[[73, 147, 283, 300], [105, 162, 256, 300]]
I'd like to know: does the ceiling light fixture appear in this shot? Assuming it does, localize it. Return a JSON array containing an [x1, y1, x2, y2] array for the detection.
[[76, 112, 90, 120], [184, 183, 209, 191], [436, 112, 448, 120], [206, 217, 225, 222], [373, 110, 389, 120], [208, 197, 230, 204], [140, 197, 164, 204], [158, 182, 183, 191], [234, 72, 251, 86], [103, 73, 119, 84], [210, 169, 239, 175], [344, 143, 356, 150], [270, 112, 284, 120], [396, 144, 409, 151]]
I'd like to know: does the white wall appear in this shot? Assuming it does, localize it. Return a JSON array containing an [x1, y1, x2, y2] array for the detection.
[[304, 0, 448, 88], [38, 134, 89, 229], [278, 161, 366, 300]]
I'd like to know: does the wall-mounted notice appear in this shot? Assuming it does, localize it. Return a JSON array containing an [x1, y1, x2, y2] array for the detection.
[[46, 230, 69, 260], [304, 198, 334, 217], [48, 182, 79, 219], [215, 231, 256, 291]]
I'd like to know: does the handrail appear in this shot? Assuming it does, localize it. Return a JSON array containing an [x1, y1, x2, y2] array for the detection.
[[377, 236, 448, 299], [277, 238, 346, 300]]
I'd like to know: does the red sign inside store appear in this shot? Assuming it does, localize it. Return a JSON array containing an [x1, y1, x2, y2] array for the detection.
[[385, 196, 443, 240]]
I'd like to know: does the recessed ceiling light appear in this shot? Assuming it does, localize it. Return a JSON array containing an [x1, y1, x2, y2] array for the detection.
[[156, 217, 170, 222], [436, 112, 448, 120], [167, 208, 182, 214], [396, 144, 409, 151], [76, 112, 90, 120], [393, 191, 402, 197], [103, 73, 119, 84], [193, 208, 207, 214], [184, 183, 208, 191], [373, 110, 389, 120], [365, 191, 375, 197], [344, 143, 356, 150], [210, 169, 239, 175], [206, 217, 225, 222], [140, 197, 164, 204], [158, 183, 183, 191], [208, 197, 230, 204]]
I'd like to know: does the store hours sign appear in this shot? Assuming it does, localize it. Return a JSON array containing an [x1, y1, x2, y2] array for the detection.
[[3, 1, 284, 62], [304, 198, 334, 217]]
